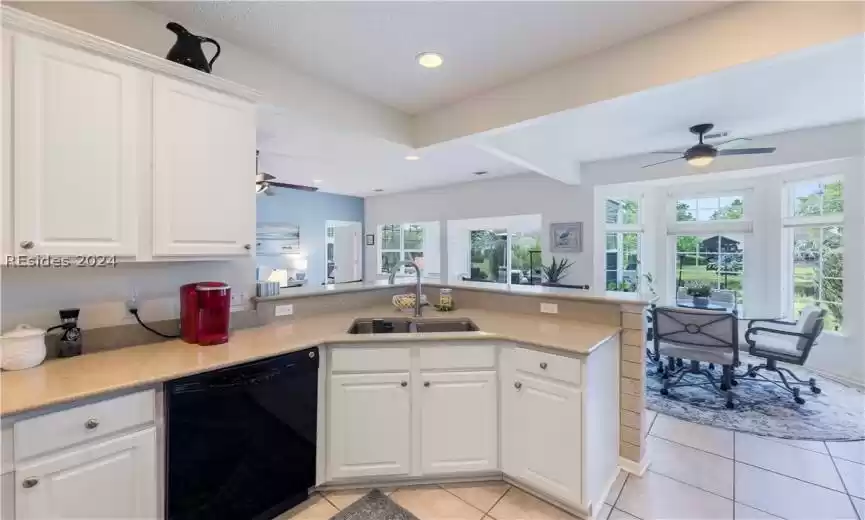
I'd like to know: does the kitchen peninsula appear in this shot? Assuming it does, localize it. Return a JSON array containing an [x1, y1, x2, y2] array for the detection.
[[1, 284, 647, 520]]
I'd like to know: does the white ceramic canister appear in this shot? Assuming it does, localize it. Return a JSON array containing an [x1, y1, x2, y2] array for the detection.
[[0, 325, 47, 370]]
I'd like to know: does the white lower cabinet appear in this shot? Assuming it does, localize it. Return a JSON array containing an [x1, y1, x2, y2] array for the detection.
[[328, 372, 411, 479], [420, 371, 497, 474], [15, 427, 157, 519], [505, 373, 582, 505]]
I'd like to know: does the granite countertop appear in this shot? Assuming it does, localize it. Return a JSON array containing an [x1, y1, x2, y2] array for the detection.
[[0, 306, 620, 417]]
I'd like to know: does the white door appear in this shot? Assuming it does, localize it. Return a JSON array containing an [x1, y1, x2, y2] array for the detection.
[[152, 75, 255, 257], [421, 370, 498, 474], [507, 372, 582, 505], [328, 372, 411, 479], [15, 428, 157, 519], [332, 223, 362, 283], [13, 35, 140, 257]]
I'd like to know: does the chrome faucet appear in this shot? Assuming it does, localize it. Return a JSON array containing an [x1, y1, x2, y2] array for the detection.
[[388, 260, 423, 317]]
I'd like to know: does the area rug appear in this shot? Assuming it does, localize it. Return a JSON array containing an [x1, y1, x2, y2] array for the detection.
[[645, 354, 865, 441], [330, 489, 419, 520]]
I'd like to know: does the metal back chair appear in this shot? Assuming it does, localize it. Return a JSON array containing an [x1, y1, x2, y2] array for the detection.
[[652, 306, 739, 408], [744, 306, 826, 404]]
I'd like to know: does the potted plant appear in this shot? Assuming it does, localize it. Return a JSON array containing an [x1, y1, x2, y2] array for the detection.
[[686, 284, 712, 307], [541, 256, 575, 287]]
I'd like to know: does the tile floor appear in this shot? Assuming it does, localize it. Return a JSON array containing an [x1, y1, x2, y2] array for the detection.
[[282, 411, 865, 520]]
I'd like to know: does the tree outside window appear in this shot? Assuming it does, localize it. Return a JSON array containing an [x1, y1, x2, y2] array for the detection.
[[675, 234, 744, 302], [786, 177, 844, 331]]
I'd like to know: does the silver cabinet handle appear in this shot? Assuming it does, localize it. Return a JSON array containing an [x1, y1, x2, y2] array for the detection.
[[514, 381, 522, 390], [308, 351, 315, 359], [244, 244, 252, 250], [20, 240, 34, 250], [400, 381, 408, 387], [85, 418, 99, 430], [424, 381, 431, 387], [22, 478, 38, 488], [540, 362, 548, 370]]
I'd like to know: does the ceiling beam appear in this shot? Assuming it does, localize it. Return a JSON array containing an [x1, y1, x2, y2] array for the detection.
[[412, 1, 864, 147]]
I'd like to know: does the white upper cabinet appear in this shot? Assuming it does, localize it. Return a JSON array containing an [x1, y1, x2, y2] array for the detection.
[[12, 35, 140, 257], [2, 6, 260, 261], [151, 76, 256, 257], [420, 370, 498, 474]]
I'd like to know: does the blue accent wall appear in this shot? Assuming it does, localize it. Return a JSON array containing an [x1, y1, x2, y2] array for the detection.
[[257, 190, 364, 286]]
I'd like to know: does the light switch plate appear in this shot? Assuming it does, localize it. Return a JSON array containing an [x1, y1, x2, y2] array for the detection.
[[540, 302, 559, 314], [274, 304, 294, 317]]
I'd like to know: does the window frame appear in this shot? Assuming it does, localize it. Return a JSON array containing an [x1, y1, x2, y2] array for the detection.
[[782, 175, 845, 332], [379, 223, 425, 276], [603, 197, 643, 294]]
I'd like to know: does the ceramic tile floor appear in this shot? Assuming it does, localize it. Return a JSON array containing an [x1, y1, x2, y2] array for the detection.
[[281, 411, 865, 520]]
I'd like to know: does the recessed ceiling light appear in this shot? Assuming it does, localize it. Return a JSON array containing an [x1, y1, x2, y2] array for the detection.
[[313, 179, 323, 184], [416, 52, 443, 69], [373, 189, 384, 193], [405, 155, 420, 161]]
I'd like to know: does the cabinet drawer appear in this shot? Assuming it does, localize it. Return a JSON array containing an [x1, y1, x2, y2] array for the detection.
[[514, 347, 581, 386], [331, 347, 410, 372], [14, 390, 155, 460], [419, 345, 495, 370]]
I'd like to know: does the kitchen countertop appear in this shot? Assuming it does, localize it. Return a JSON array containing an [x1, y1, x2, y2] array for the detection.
[[253, 280, 649, 306], [0, 306, 620, 417]]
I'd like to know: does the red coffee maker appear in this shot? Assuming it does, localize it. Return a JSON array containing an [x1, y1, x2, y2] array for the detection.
[[180, 282, 231, 345]]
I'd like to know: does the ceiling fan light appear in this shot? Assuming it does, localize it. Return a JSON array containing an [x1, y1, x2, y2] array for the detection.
[[687, 156, 714, 167]]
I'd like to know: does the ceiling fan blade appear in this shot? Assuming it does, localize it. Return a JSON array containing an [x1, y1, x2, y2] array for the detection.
[[642, 156, 684, 168], [718, 147, 776, 156], [715, 137, 751, 148], [268, 181, 320, 192], [650, 151, 684, 155]]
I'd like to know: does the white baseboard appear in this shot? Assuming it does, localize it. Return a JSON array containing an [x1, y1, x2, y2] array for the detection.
[[619, 454, 649, 477]]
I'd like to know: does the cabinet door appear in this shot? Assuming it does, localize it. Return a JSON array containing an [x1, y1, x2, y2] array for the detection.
[[15, 427, 157, 519], [508, 372, 582, 505], [152, 75, 255, 257], [13, 35, 140, 257], [421, 370, 497, 474], [328, 372, 411, 479]]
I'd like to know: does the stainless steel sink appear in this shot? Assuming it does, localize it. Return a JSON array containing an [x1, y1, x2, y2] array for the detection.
[[347, 317, 479, 334]]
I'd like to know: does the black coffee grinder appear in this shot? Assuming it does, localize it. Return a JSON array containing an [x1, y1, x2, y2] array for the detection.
[[48, 308, 82, 358]]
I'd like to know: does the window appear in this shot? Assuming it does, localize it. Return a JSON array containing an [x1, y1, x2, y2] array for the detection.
[[675, 234, 744, 301], [785, 177, 844, 331], [469, 229, 507, 283], [379, 224, 424, 275], [603, 198, 641, 293], [676, 195, 744, 222]]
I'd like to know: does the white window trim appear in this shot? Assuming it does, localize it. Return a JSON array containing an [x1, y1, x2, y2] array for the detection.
[[379, 223, 424, 276], [781, 176, 845, 331], [601, 196, 644, 295]]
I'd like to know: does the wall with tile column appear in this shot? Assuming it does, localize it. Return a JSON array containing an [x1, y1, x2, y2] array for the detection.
[[619, 304, 648, 467]]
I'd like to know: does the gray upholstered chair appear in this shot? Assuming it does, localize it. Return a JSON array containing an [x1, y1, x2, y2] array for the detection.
[[651, 306, 739, 408], [743, 306, 825, 404]]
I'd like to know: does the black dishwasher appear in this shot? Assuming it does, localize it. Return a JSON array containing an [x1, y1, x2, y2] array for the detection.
[[166, 347, 318, 520]]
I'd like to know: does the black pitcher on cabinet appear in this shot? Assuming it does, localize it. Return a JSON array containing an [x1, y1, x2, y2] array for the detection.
[[165, 22, 221, 73]]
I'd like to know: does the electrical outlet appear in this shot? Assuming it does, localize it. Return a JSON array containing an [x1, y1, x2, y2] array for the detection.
[[230, 291, 248, 313], [274, 304, 294, 317], [540, 302, 558, 314]]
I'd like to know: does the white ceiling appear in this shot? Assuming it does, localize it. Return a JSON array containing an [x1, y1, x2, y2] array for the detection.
[[257, 109, 525, 197], [478, 35, 865, 178], [144, 1, 726, 114]]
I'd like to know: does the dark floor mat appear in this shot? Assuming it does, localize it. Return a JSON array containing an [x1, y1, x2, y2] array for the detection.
[[330, 489, 419, 520]]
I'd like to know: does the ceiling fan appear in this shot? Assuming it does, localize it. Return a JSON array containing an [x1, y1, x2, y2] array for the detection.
[[255, 151, 319, 194], [642, 123, 776, 168]]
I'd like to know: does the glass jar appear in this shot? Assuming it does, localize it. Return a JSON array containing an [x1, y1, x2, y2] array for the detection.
[[439, 288, 454, 311]]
